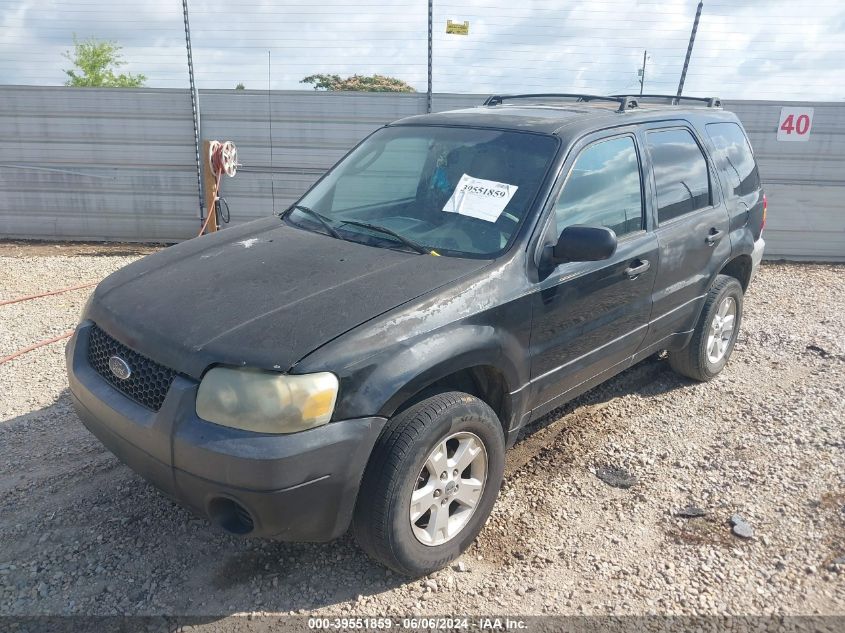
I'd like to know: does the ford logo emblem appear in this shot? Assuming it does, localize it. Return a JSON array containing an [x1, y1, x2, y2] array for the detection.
[[108, 356, 132, 380]]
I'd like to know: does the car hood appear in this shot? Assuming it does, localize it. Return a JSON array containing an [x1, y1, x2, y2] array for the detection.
[[86, 217, 489, 378]]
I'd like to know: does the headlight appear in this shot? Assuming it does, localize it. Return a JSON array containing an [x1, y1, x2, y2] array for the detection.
[[196, 367, 339, 434]]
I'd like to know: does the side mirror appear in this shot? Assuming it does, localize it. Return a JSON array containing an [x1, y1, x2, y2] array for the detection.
[[551, 225, 618, 263]]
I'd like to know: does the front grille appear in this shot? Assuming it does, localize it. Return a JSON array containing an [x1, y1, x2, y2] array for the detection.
[[87, 325, 177, 411]]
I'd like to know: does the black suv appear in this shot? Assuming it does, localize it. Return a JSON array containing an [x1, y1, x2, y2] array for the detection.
[[67, 94, 766, 576]]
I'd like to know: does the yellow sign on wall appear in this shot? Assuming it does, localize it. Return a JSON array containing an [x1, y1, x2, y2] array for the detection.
[[446, 20, 469, 35]]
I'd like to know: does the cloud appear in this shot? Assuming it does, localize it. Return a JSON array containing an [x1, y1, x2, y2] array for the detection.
[[0, 0, 842, 99]]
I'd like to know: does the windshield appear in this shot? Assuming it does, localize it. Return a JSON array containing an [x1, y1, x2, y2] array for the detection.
[[289, 126, 558, 257]]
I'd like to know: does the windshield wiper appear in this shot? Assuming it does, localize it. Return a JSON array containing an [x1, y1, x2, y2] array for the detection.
[[286, 205, 342, 240], [339, 220, 432, 255]]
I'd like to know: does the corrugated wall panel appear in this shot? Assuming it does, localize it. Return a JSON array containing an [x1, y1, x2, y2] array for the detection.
[[0, 87, 842, 259], [431, 93, 482, 111], [0, 86, 198, 241], [725, 100, 844, 260], [755, 183, 844, 259]]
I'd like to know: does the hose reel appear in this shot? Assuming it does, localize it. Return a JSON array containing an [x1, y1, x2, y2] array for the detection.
[[209, 140, 239, 178], [199, 140, 239, 236]]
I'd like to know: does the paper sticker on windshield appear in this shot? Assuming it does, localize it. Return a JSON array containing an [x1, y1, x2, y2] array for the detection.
[[442, 174, 518, 223]]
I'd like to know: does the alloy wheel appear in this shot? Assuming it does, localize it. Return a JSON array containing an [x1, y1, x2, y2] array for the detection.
[[707, 295, 737, 364], [409, 431, 488, 546]]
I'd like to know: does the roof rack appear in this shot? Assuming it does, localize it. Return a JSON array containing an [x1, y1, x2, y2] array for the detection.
[[483, 93, 639, 113], [611, 94, 722, 108]]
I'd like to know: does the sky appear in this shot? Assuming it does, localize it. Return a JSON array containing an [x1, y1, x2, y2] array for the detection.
[[1, 0, 843, 100]]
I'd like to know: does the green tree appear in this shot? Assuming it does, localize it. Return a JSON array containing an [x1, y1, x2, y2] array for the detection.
[[63, 36, 146, 88], [300, 73, 415, 93], [235, 83, 245, 90]]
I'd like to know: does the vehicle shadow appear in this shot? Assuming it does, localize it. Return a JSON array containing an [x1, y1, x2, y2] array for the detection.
[[0, 358, 688, 617], [0, 390, 403, 618]]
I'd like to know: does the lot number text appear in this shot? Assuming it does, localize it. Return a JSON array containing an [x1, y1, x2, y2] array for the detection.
[[777, 107, 814, 142]]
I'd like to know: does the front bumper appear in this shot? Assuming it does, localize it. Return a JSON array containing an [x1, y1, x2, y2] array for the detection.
[[749, 236, 765, 284], [66, 322, 386, 541]]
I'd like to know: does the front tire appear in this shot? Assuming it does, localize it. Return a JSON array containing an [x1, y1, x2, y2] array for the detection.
[[352, 392, 505, 576], [669, 274, 743, 381]]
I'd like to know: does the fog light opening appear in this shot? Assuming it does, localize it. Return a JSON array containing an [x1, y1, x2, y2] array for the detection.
[[208, 497, 255, 535]]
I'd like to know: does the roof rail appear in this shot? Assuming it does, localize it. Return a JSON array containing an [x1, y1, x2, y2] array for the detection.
[[484, 93, 639, 113], [612, 94, 722, 108]]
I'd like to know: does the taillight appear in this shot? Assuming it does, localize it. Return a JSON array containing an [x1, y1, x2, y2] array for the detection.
[[761, 193, 767, 231]]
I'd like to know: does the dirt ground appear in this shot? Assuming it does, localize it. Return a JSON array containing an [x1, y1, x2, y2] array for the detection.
[[0, 242, 842, 625], [0, 239, 164, 259]]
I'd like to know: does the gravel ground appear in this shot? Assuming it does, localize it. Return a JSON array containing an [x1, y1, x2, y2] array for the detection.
[[0, 243, 843, 621]]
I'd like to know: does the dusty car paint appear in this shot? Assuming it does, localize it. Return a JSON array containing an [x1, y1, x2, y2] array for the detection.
[[68, 99, 765, 544], [295, 107, 764, 444], [86, 216, 488, 379]]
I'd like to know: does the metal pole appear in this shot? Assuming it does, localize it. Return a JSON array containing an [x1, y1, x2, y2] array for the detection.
[[676, 1, 703, 102], [268, 50, 276, 215], [427, 0, 433, 113], [182, 0, 204, 221], [639, 49, 647, 96]]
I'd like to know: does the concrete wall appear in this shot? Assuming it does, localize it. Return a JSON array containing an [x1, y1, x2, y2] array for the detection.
[[0, 86, 842, 259]]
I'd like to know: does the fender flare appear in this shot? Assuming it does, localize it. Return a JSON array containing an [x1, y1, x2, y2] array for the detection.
[[334, 324, 528, 431]]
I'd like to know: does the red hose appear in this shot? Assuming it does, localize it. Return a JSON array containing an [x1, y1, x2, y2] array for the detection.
[[0, 283, 95, 363], [0, 330, 74, 366], [0, 281, 97, 307]]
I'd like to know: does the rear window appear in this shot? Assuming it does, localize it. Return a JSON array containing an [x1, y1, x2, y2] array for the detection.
[[646, 128, 711, 224], [706, 122, 761, 197]]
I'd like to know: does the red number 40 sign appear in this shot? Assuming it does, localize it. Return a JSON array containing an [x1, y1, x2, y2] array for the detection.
[[777, 107, 814, 142]]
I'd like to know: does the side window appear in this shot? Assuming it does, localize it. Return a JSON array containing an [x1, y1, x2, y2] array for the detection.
[[554, 136, 643, 238], [330, 137, 428, 210], [705, 122, 761, 197], [646, 128, 711, 224]]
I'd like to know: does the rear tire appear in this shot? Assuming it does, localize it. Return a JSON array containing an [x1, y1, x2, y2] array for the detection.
[[669, 274, 743, 382], [352, 392, 505, 577]]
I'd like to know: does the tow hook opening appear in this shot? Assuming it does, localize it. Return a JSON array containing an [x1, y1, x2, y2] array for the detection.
[[208, 497, 255, 535]]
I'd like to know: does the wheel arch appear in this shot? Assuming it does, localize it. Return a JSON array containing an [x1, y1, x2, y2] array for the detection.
[[358, 325, 528, 440], [718, 254, 753, 291], [389, 364, 514, 440]]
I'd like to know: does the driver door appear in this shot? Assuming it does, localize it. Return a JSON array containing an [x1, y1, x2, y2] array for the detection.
[[529, 132, 658, 414]]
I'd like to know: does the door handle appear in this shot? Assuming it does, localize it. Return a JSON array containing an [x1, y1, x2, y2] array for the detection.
[[625, 259, 650, 279], [705, 228, 725, 246]]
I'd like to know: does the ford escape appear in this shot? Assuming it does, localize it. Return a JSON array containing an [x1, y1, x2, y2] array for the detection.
[[67, 93, 766, 576]]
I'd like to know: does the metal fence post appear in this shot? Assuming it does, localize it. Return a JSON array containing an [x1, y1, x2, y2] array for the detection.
[[427, 0, 433, 113], [676, 1, 704, 102], [182, 0, 204, 221]]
